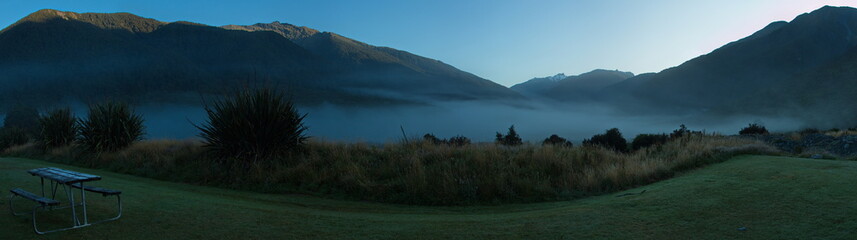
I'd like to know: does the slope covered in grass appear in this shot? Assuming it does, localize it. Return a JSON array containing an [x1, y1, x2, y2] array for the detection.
[[1, 155, 855, 239]]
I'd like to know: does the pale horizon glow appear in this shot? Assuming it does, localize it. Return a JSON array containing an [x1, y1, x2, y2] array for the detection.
[[1, 0, 856, 86]]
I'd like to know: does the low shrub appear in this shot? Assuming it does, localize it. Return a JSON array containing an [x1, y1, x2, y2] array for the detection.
[[0, 127, 29, 151], [423, 134, 444, 145], [739, 123, 769, 135], [584, 128, 628, 152], [447, 136, 471, 147], [423, 134, 470, 147], [79, 102, 145, 152], [38, 108, 79, 148], [495, 125, 522, 146], [542, 134, 572, 147], [631, 133, 669, 151], [3, 104, 40, 135]]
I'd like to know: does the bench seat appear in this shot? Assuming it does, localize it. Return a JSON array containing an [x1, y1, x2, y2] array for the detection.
[[10, 188, 60, 206], [70, 183, 122, 196]]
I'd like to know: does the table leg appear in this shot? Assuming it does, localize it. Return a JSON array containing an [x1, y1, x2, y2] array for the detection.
[[51, 181, 59, 199], [40, 178, 45, 197], [64, 184, 79, 226], [80, 182, 88, 225]]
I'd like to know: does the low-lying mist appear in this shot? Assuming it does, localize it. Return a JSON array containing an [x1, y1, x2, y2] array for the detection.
[[73, 100, 806, 143]]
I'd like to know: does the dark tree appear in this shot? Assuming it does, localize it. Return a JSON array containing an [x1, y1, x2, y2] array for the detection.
[[496, 125, 522, 146], [631, 133, 669, 151], [583, 128, 628, 152], [542, 134, 572, 147], [447, 135, 471, 147], [670, 124, 690, 139]]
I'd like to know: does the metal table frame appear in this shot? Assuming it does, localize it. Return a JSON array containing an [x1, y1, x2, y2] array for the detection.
[[11, 167, 105, 234]]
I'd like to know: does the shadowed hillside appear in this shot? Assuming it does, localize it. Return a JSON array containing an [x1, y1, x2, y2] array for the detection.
[[223, 22, 518, 101], [0, 9, 521, 109], [606, 6, 857, 115]]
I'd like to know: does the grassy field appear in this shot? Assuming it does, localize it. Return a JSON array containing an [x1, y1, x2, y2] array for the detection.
[[1, 155, 855, 239]]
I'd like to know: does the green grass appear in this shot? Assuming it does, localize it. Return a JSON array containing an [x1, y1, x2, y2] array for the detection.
[[1, 155, 856, 239]]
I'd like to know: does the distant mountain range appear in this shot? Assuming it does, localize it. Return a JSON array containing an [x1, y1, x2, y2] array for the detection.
[[0, 9, 519, 108], [511, 70, 633, 101]]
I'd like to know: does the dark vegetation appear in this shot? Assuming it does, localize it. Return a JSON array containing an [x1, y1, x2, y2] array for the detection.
[[424, 134, 472, 147], [3, 134, 775, 205], [744, 127, 857, 159], [78, 102, 145, 152], [38, 108, 79, 148], [542, 134, 572, 147], [495, 125, 523, 146], [739, 123, 770, 135], [0, 127, 28, 150], [583, 128, 628, 152], [0, 104, 39, 150], [3, 104, 40, 134], [196, 88, 307, 162], [631, 133, 669, 151]]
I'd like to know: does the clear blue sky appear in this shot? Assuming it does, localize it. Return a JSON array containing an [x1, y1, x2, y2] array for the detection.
[[2, 0, 855, 86]]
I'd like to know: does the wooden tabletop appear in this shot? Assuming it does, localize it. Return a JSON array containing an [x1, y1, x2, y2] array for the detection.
[[28, 167, 101, 184]]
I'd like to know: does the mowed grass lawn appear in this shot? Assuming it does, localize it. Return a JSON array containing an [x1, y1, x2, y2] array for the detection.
[[1, 155, 856, 239]]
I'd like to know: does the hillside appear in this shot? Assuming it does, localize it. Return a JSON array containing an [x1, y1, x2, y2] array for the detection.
[[3, 155, 856, 239], [0, 10, 520, 109], [223, 22, 518, 101], [606, 6, 857, 114]]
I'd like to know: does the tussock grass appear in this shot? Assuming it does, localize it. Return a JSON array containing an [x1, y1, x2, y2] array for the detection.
[[38, 108, 79, 148], [3, 134, 778, 205], [78, 101, 145, 152]]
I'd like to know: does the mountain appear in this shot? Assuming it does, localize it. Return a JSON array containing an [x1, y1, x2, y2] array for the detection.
[[511, 70, 633, 101], [509, 73, 567, 96], [0, 9, 520, 109], [608, 6, 857, 114], [223, 21, 519, 101]]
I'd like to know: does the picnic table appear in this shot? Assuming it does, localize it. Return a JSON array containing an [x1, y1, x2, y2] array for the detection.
[[9, 167, 122, 234]]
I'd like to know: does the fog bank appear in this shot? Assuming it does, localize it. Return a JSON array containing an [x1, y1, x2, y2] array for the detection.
[[122, 101, 803, 143]]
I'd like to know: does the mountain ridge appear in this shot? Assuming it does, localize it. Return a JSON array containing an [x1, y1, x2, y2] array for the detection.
[[0, 9, 521, 108]]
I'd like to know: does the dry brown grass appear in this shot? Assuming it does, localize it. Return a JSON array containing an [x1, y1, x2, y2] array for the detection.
[[2, 134, 778, 205]]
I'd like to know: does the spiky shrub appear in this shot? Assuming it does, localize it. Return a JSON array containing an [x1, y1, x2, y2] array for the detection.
[[197, 88, 308, 161], [79, 102, 145, 152], [584, 128, 628, 152], [542, 134, 572, 147], [38, 108, 79, 148], [739, 123, 769, 135], [495, 125, 523, 146], [0, 127, 29, 150]]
